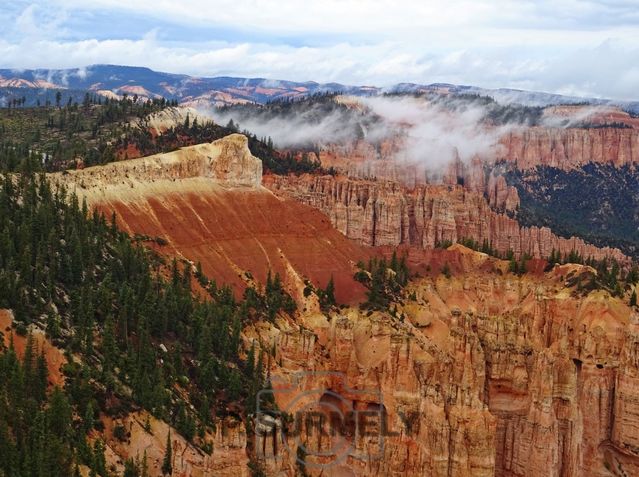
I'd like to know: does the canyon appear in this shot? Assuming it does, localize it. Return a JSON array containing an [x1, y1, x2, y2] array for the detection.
[[42, 127, 639, 476], [252, 247, 639, 476], [264, 108, 639, 266], [264, 172, 628, 264]]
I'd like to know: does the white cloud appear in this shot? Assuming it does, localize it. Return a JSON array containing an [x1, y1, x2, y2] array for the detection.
[[207, 95, 518, 172], [1, 0, 639, 100], [359, 96, 514, 167], [50, 0, 639, 36]]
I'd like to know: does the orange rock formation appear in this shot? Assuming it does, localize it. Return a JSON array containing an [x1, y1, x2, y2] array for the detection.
[[50, 134, 369, 304], [265, 174, 628, 264], [250, 248, 639, 476], [46, 133, 638, 476], [498, 127, 639, 170]]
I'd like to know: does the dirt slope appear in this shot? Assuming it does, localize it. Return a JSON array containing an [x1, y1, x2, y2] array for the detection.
[[51, 135, 369, 303]]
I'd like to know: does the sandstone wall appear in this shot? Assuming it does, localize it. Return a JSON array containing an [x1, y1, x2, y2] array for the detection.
[[249, 254, 639, 476], [316, 126, 639, 184], [264, 174, 628, 264], [497, 127, 639, 170]]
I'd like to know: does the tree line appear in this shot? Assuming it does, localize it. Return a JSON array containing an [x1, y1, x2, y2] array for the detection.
[[0, 161, 300, 475]]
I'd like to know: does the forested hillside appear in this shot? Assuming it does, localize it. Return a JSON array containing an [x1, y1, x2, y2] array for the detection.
[[0, 98, 322, 175], [0, 149, 298, 475], [505, 163, 639, 259]]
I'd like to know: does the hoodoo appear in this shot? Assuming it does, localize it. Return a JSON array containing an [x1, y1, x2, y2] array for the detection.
[[2, 46, 639, 476]]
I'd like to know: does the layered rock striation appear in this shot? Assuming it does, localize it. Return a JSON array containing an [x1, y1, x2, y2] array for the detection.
[[51, 133, 263, 196], [498, 127, 639, 170], [50, 134, 369, 304], [264, 174, 628, 264], [250, 249, 639, 476]]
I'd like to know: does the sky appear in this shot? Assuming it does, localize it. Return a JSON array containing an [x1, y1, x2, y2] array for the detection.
[[1, 0, 639, 100]]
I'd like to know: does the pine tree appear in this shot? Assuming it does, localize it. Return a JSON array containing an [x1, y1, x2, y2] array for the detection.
[[162, 431, 173, 476], [35, 350, 48, 402], [228, 370, 242, 401], [102, 315, 117, 375], [631, 290, 637, 308], [509, 257, 518, 274], [92, 440, 107, 476], [141, 450, 149, 477], [83, 401, 95, 433], [441, 263, 451, 279], [124, 458, 140, 477], [246, 341, 256, 377], [319, 275, 337, 310], [519, 256, 528, 275]]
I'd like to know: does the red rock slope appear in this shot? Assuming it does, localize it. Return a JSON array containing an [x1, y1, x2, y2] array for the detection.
[[50, 134, 369, 304]]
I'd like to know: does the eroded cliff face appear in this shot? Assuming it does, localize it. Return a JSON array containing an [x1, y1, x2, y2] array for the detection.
[[46, 133, 638, 476], [101, 411, 248, 477], [497, 127, 639, 170], [50, 134, 369, 304], [248, 247, 639, 477], [314, 125, 639, 181], [50, 133, 263, 196], [280, 121, 636, 266], [264, 174, 628, 264]]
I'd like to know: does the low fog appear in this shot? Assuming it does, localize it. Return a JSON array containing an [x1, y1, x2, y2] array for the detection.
[[359, 96, 515, 167], [210, 104, 363, 147], [206, 95, 516, 169], [539, 106, 610, 128], [202, 94, 619, 172]]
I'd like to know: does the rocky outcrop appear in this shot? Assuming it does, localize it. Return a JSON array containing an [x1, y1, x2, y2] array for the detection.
[[497, 127, 639, 170], [250, 293, 498, 476], [103, 412, 248, 477], [315, 126, 639, 185], [486, 173, 520, 212], [248, 252, 639, 476], [51, 133, 263, 194], [50, 139, 369, 304], [134, 106, 207, 135], [458, 267, 639, 477], [264, 174, 628, 264]]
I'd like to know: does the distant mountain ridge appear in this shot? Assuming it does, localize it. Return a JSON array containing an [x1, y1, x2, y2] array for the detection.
[[1, 64, 638, 112], [0, 64, 377, 106]]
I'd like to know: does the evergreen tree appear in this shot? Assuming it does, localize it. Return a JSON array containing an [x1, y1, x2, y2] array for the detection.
[[124, 458, 140, 477], [441, 263, 451, 279], [141, 450, 149, 477], [509, 257, 519, 274], [162, 431, 173, 476], [319, 276, 336, 311]]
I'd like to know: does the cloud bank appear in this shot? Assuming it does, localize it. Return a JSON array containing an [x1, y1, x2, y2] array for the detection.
[[1, 0, 639, 100], [209, 104, 369, 148], [208, 95, 626, 178], [359, 96, 513, 167], [207, 95, 520, 173]]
